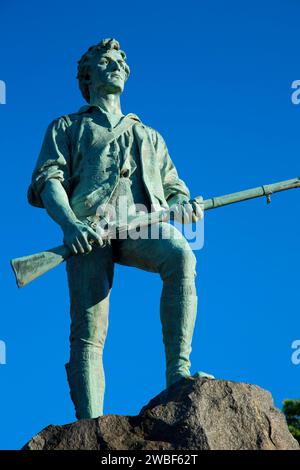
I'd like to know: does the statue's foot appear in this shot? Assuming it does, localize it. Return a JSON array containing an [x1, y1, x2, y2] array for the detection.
[[167, 371, 215, 388], [192, 371, 215, 380]]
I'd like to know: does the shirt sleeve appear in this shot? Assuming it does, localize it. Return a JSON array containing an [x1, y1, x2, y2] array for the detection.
[[152, 130, 190, 205], [27, 117, 71, 208]]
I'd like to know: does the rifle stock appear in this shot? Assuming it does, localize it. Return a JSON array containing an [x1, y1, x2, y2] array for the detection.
[[11, 177, 300, 288], [11, 245, 71, 288]]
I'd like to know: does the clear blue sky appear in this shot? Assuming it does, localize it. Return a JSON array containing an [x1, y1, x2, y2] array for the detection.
[[0, 0, 299, 449]]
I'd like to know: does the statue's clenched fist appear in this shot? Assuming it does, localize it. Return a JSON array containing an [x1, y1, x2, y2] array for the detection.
[[62, 220, 103, 255], [168, 196, 204, 224]]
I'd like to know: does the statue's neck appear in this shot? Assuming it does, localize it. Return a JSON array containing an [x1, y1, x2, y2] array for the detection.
[[89, 91, 123, 117]]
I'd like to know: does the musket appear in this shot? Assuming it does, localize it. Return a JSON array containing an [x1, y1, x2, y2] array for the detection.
[[10, 177, 300, 288]]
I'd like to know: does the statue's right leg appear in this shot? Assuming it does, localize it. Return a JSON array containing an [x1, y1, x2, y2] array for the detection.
[[65, 243, 114, 420]]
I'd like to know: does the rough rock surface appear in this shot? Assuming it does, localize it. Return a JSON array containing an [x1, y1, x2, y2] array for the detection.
[[23, 378, 299, 450]]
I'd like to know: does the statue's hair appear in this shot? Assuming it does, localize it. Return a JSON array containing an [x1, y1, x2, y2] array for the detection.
[[77, 38, 130, 103]]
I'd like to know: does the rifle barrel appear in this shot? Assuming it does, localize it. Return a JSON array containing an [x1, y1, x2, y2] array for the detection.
[[199, 177, 300, 210]]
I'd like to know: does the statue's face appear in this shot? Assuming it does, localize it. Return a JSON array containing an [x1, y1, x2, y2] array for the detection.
[[89, 49, 128, 95]]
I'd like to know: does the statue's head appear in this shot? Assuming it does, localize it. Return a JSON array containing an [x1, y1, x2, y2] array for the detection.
[[77, 38, 130, 103]]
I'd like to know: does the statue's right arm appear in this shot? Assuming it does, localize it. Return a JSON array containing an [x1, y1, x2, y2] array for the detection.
[[29, 117, 102, 255], [40, 179, 103, 255]]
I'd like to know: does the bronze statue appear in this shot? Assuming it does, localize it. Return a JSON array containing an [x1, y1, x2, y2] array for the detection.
[[21, 38, 300, 420]]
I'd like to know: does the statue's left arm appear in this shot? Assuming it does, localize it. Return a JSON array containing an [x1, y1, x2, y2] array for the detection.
[[152, 130, 203, 222]]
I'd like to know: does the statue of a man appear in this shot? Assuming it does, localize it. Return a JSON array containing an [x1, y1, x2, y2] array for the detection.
[[27, 38, 213, 420]]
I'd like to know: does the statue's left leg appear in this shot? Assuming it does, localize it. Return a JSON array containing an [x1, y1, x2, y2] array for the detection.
[[114, 222, 213, 389], [157, 224, 202, 387]]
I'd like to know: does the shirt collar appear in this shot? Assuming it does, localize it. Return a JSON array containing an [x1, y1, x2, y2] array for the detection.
[[77, 104, 140, 122]]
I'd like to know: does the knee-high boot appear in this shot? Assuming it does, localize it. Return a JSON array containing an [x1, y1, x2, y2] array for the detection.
[[160, 278, 198, 387], [65, 348, 105, 420]]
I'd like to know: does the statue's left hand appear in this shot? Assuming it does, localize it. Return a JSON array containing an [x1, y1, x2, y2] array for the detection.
[[168, 196, 204, 224]]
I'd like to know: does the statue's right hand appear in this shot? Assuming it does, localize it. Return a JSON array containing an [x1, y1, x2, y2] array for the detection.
[[62, 220, 103, 255]]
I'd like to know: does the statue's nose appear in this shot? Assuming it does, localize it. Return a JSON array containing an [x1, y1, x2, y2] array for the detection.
[[111, 60, 121, 71]]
